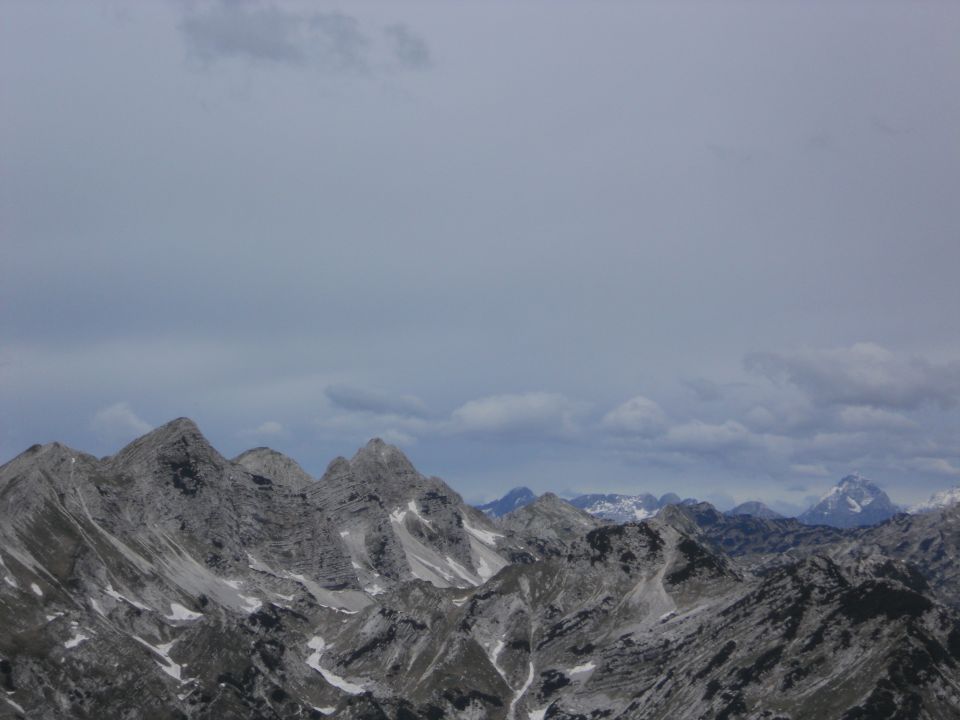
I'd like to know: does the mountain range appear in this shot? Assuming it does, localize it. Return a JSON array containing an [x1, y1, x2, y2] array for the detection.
[[2, 419, 960, 718], [478, 472, 960, 530]]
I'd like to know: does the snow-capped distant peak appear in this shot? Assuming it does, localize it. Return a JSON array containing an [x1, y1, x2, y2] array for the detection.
[[799, 473, 900, 529], [909, 486, 960, 514]]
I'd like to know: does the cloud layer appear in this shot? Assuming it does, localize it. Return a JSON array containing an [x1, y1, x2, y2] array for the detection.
[[3, 1, 960, 508]]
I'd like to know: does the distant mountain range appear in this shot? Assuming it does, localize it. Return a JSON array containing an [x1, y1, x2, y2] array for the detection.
[[477, 473, 956, 529], [567, 492, 698, 523]]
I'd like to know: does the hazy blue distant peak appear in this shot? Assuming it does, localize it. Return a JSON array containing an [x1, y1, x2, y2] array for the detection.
[[476, 487, 537, 518], [725, 501, 783, 520], [799, 474, 900, 528]]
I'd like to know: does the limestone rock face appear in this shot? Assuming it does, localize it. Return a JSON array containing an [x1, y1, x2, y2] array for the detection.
[[500, 492, 604, 557], [1, 421, 960, 719]]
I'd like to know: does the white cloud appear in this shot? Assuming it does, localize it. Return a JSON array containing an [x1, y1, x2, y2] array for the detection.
[[450, 392, 583, 438], [91, 402, 152, 445], [601, 396, 667, 437]]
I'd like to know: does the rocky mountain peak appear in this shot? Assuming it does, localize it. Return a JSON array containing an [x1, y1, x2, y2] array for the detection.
[[110, 416, 219, 468], [799, 473, 900, 528], [233, 446, 313, 490], [726, 501, 783, 519], [350, 437, 416, 476], [658, 492, 683, 506], [476, 486, 537, 517]]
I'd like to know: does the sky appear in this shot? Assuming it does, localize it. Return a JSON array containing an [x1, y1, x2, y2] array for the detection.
[[2, 0, 960, 513]]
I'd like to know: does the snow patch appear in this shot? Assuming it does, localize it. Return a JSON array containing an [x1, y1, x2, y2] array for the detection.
[[30, 583, 42, 597], [364, 583, 386, 596], [64, 631, 90, 649], [246, 554, 274, 574], [489, 639, 506, 679], [468, 535, 509, 582], [166, 603, 203, 621], [239, 594, 262, 613], [5, 697, 25, 714], [407, 499, 433, 527], [569, 661, 596, 674], [133, 636, 188, 683], [507, 661, 536, 720], [104, 583, 151, 611], [446, 556, 481, 586], [461, 516, 503, 546], [306, 636, 366, 695]]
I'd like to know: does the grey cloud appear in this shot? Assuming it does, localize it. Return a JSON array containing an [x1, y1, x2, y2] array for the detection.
[[325, 384, 429, 418], [179, 2, 423, 73], [384, 24, 431, 70], [745, 343, 960, 410], [180, 2, 306, 64], [682, 378, 722, 402], [306, 12, 368, 72]]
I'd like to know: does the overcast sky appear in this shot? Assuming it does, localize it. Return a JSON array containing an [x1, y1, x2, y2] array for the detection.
[[3, 0, 960, 512]]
